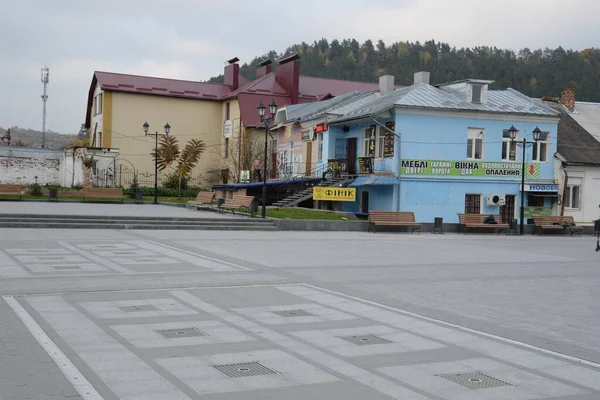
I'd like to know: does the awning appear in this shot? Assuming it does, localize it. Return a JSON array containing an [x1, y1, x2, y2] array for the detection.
[[349, 175, 400, 186], [529, 193, 560, 198]]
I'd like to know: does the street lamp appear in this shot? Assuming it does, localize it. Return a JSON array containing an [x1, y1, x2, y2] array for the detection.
[[509, 125, 542, 235], [143, 122, 170, 204], [257, 100, 278, 218]]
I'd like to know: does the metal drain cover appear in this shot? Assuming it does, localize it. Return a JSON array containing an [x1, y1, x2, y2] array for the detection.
[[272, 309, 315, 318], [437, 372, 512, 390], [155, 327, 206, 339], [213, 362, 279, 378], [338, 334, 392, 346], [118, 305, 159, 313]]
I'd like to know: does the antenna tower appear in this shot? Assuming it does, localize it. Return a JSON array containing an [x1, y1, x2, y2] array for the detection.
[[41, 66, 49, 148]]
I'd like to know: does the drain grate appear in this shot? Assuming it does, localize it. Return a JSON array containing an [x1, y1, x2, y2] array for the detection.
[[338, 334, 392, 346], [437, 372, 512, 390], [155, 327, 206, 339], [272, 309, 315, 318], [118, 305, 158, 313], [213, 362, 279, 378]]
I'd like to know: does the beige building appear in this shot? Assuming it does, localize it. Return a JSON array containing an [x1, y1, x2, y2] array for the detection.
[[84, 54, 384, 188]]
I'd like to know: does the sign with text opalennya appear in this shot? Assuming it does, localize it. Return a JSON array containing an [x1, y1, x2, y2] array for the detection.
[[400, 159, 541, 179], [313, 187, 356, 201]]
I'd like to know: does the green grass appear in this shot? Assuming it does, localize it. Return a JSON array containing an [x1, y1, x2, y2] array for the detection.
[[265, 208, 346, 220]]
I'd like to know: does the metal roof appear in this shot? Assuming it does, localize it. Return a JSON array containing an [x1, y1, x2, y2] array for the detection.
[[569, 102, 600, 142], [349, 176, 400, 186], [284, 91, 363, 122], [330, 83, 559, 124]]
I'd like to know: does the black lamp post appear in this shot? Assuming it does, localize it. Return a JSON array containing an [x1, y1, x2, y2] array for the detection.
[[509, 125, 542, 235], [143, 121, 170, 204], [257, 100, 278, 218]]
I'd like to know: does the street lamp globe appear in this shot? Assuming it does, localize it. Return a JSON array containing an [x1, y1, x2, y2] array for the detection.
[[257, 102, 266, 117], [164, 123, 171, 135], [532, 126, 542, 141], [508, 125, 518, 141], [269, 100, 278, 115], [143, 121, 149, 134]]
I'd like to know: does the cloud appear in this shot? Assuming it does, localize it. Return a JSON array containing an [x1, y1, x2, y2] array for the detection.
[[0, 0, 598, 133]]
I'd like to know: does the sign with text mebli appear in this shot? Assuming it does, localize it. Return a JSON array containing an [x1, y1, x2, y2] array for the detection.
[[401, 159, 541, 178], [313, 187, 356, 201]]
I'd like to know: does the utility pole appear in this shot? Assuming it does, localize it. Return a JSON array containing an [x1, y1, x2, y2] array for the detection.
[[41, 66, 49, 148]]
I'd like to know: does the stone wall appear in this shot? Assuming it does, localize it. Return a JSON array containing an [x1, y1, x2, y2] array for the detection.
[[0, 147, 62, 185]]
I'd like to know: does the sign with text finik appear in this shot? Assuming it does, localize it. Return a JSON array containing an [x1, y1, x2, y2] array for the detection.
[[400, 159, 541, 178], [313, 187, 356, 201]]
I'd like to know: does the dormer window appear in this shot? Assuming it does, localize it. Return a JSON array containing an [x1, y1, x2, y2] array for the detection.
[[471, 84, 482, 103]]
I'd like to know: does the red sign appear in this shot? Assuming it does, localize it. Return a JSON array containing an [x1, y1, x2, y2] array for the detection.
[[315, 123, 329, 133]]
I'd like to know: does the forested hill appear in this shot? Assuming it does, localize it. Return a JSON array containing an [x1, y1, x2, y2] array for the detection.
[[209, 39, 600, 101]]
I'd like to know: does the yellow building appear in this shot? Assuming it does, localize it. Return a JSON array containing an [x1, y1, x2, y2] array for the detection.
[[84, 54, 383, 188]]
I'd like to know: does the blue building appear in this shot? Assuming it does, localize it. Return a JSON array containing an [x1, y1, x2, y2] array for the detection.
[[316, 72, 560, 224]]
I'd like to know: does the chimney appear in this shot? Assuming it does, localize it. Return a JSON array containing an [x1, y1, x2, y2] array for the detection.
[[379, 75, 394, 95], [224, 57, 240, 90], [561, 88, 575, 112], [256, 59, 273, 79], [275, 53, 301, 104], [414, 71, 430, 85]]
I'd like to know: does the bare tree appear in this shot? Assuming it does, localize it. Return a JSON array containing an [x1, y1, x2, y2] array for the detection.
[[212, 133, 270, 184]]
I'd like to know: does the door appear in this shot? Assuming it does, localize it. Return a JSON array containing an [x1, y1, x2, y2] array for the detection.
[[361, 190, 369, 214], [271, 153, 277, 179], [347, 137, 357, 175], [500, 195, 516, 223], [305, 142, 312, 176]]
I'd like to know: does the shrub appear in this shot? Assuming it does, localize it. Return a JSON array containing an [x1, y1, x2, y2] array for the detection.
[[162, 172, 189, 190], [28, 182, 43, 196]]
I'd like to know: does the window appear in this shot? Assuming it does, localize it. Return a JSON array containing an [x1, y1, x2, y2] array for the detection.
[[471, 84, 482, 103], [334, 138, 346, 159], [465, 194, 481, 214], [225, 102, 230, 121], [317, 132, 324, 162], [501, 129, 518, 161], [224, 138, 229, 158], [97, 132, 102, 147], [532, 132, 549, 162], [362, 126, 386, 158], [565, 185, 581, 209], [466, 128, 484, 160], [94, 93, 102, 115]]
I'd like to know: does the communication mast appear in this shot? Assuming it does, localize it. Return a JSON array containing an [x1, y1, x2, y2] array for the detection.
[[41, 66, 49, 148]]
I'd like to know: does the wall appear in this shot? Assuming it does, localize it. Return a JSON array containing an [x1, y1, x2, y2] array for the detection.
[[341, 185, 394, 213], [559, 164, 600, 223], [110, 92, 223, 186], [0, 147, 62, 185]]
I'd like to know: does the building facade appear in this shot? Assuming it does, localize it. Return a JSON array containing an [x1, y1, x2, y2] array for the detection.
[[319, 72, 560, 223]]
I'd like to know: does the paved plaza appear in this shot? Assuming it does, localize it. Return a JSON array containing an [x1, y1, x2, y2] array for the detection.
[[0, 213, 599, 399]]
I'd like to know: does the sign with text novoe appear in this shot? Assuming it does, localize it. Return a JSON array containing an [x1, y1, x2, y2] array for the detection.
[[313, 187, 356, 201], [400, 159, 541, 178], [525, 184, 558, 192]]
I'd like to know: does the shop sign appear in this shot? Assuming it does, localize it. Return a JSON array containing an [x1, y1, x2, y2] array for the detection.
[[313, 187, 356, 201], [315, 123, 329, 133], [400, 159, 541, 178], [358, 157, 374, 174], [240, 170, 250, 183], [383, 122, 395, 158], [524, 207, 552, 218], [223, 120, 233, 138], [526, 184, 558, 192]]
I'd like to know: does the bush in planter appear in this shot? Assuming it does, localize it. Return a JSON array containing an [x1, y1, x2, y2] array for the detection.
[[28, 182, 43, 196]]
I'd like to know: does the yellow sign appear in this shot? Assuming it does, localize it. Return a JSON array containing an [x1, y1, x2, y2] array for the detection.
[[313, 187, 356, 201]]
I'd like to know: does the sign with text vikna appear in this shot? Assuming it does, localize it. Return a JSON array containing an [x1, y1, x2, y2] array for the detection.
[[313, 187, 356, 201], [400, 159, 541, 178]]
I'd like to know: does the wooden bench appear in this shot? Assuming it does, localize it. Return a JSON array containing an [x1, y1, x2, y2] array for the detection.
[[82, 188, 124, 202], [368, 211, 421, 233], [186, 191, 215, 209], [0, 184, 23, 200], [532, 215, 584, 236], [457, 213, 509, 234], [219, 195, 255, 215]]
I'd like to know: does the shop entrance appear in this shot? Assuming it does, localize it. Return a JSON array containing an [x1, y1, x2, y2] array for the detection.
[[500, 195, 516, 223]]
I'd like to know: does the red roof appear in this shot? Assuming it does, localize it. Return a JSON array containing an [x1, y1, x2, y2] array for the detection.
[[85, 69, 397, 128]]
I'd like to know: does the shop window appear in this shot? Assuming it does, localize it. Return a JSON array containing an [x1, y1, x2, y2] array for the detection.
[[467, 128, 484, 160], [565, 185, 581, 209], [465, 194, 481, 214], [501, 129, 518, 161], [527, 194, 545, 207], [532, 132, 549, 162]]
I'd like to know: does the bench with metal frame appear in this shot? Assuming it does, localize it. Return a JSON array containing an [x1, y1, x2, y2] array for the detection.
[[457, 213, 508, 235], [0, 184, 23, 200], [368, 211, 421, 233], [186, 191, 215, 210], [532, 215, 584, 236], [219, 195, 256, 216]]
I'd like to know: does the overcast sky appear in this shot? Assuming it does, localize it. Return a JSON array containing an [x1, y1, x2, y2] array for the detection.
[[1, 0, 598, 134]]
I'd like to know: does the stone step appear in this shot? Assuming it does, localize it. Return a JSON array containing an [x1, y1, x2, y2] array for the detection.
[[0, 214, 273, 224], [0, 218, 273, 227], [0, 222, 279, 230]]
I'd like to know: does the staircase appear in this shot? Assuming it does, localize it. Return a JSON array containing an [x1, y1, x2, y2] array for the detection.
[[272, 176, 354, 207], [0, 214, 279, 230]]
